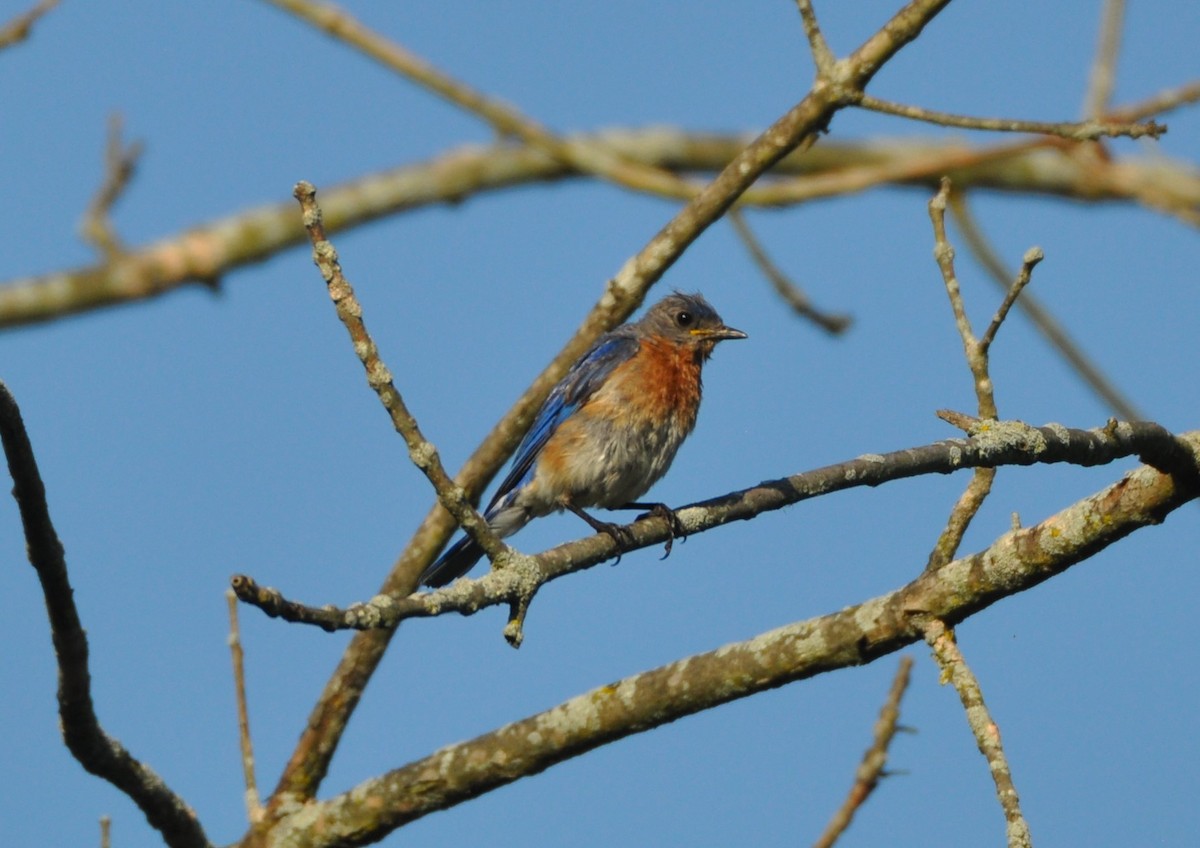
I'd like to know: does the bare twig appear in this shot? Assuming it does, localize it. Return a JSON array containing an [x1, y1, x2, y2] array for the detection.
[[795, 0, 836, 74], [100, 816, 112, 848], [226, 590, 262, 824], [925, 179, 1041, 571], [80, 114, 145, 259], [256, 442, 1199, 848], [924, 620, 1033, 848], [263, 0, 697, 200], [856, 92, 1162, 140], [947, 191, 1144, 421], [233, 419, 1200, 632], [292, 180, 511, 568], [1104, 79, 1200, 123], [0, 0, 58, 49], [979, 248, 1043, 352], [812, 657, 914, 848], [1083, 0, 1125, 120], [0, 381, 211, 848], [728, 208, 851, 334]]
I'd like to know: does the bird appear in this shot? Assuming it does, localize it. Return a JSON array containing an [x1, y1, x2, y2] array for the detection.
[[420, 292, 746, 587]]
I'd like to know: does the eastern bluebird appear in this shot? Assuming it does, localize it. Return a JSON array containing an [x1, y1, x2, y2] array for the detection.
[[420, 292, 746, 587]]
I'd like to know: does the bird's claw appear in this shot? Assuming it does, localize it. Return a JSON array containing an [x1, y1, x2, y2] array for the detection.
[[637, 503, 687, 560]]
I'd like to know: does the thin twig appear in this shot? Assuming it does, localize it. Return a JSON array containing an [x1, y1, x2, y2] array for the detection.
[[100, 816, 112, 848], [856, 92, 1162, 140], [233, 419, 1200, 631], [80, 114, 145, 259], [226, 590, 261, 824], [292, 181, 511, 568], [947, 192, 1144, 421], [728, 208, 852, 335], [1104, 78, 1200, 123], [1083, 0, 1125, 120], [812, 657, 914, 848], [925, 179, 1042, 572], [795, 0, 836, 73], [924, 620, 1033, 848], [979, 248, 1043, 352], [0, 380, 211, 848], [263, 0, 697, 200], [0, 0, 58, 49]]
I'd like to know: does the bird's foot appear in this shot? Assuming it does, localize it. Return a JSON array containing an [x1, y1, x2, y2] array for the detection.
[[624, 502, 686, 559], [566, 503, 634, 564]]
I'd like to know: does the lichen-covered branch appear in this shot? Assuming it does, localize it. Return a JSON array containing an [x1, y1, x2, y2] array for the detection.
[[925, 621, 1032, 848], [232, 419, 1200, 634], [254, 431, 1198, 848]]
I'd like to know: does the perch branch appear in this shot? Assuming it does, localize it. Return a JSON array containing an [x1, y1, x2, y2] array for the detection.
[[233, 419, 1200, 632], [253, 435, 1199, 848]]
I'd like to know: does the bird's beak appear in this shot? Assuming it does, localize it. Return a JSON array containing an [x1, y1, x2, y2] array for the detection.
[[693, 325, 748, 342]]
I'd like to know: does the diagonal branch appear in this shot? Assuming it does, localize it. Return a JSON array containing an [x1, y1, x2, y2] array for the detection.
[[291, 180, 508, 565], [728, 208, 852, 335], [811, 657, 914, 848], [0, 381, 211, 848], [0, 0, 58, 50], [254, 433, 1199, 848], [263, 0, 697, 200], [924, 621, 1032, 847]]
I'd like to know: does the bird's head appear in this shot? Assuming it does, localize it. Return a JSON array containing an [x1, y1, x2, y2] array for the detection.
[[640, 292, 747, 357]]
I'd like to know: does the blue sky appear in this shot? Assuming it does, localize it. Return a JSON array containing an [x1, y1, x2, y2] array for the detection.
[[2, 2, 1197, 846]]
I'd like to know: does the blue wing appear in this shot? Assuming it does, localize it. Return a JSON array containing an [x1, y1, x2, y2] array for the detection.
[[484, 331, 640, 514]]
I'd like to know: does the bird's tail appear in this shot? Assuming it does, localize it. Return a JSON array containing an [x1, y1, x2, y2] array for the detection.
[[419, 500, 531, 587], [419, 534, 485, 588]]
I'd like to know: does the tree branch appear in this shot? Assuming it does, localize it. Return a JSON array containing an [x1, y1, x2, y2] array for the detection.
[[924, 621, 1032, 847], [0, 381, 211, 848], [233, 419, 1200, 634], [2, 124, 1196, 329], [261, 0, 958, 810], [811, 657, 914, 848], [254, 431, 1199, 848], [855, 92, 1160, 140], [291, 180, 509, 565], [0, 0, 58, 50]]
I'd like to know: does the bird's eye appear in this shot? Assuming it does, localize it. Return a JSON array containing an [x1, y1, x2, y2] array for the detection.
[[675, 310, 694, 327]]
